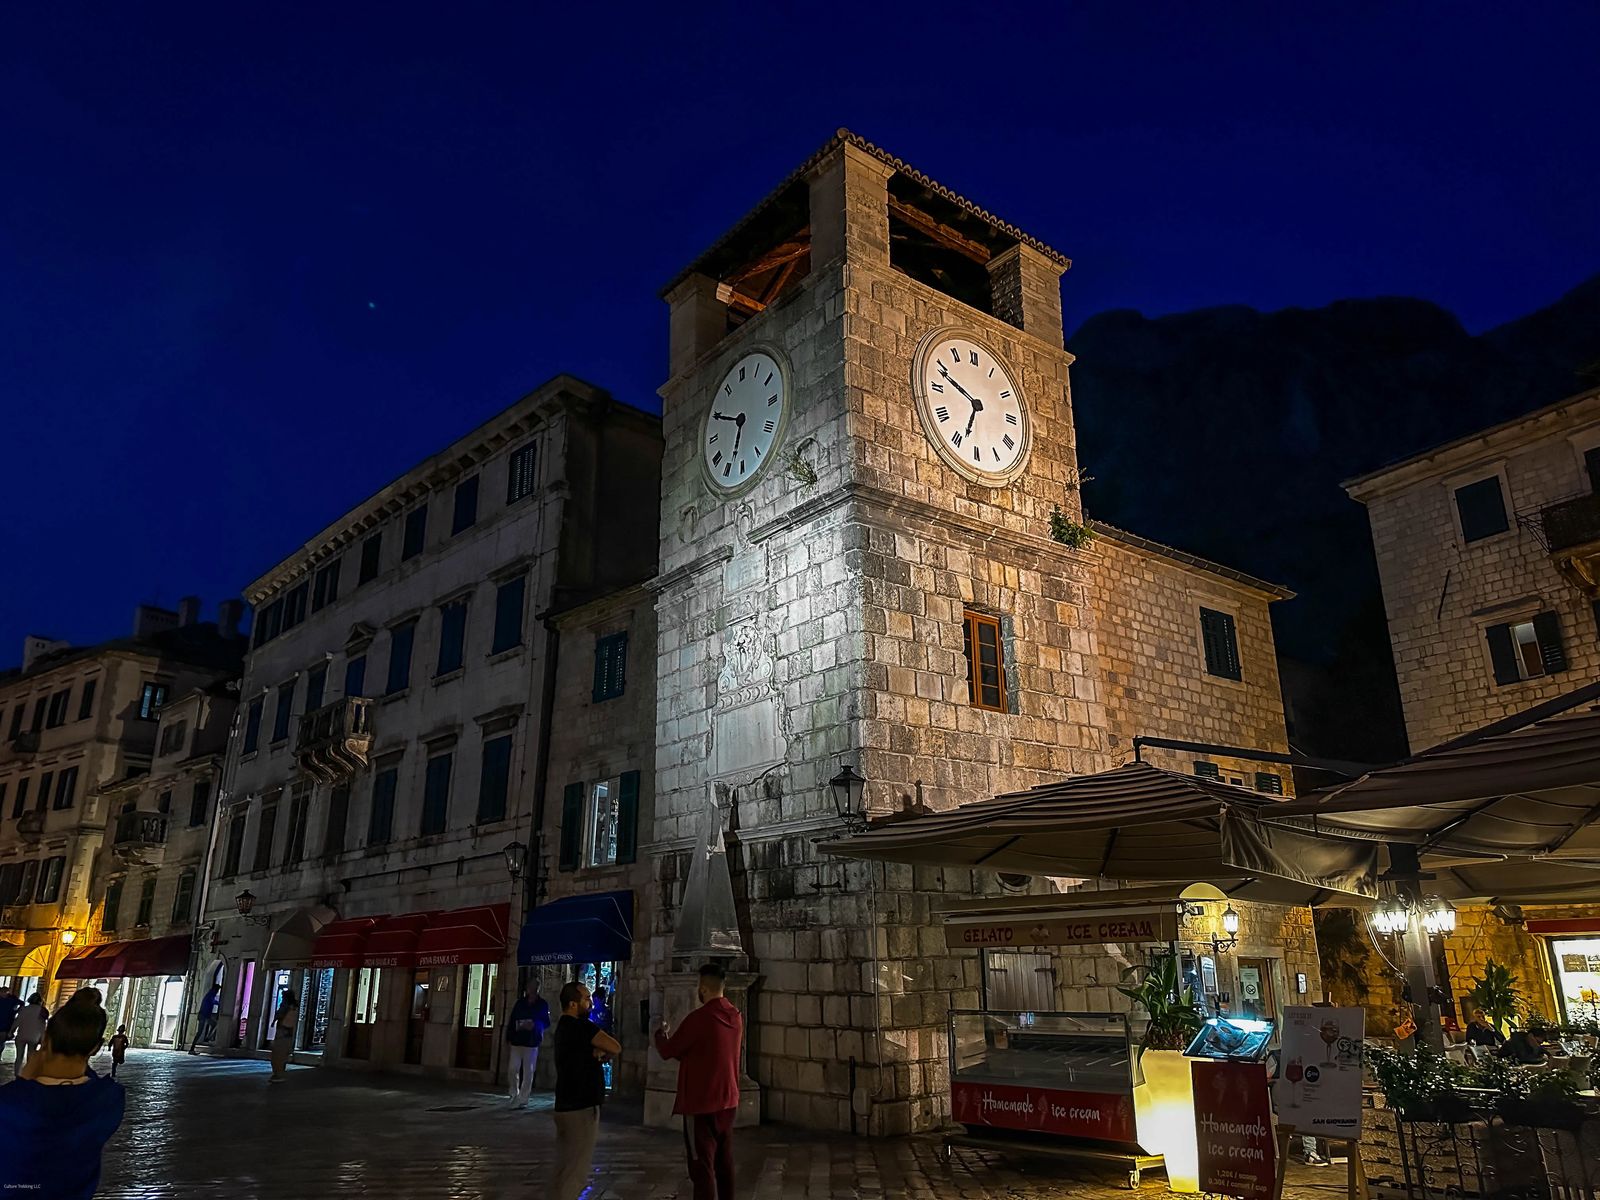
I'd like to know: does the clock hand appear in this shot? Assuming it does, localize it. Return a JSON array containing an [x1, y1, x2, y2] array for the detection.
[[732, 411, 746, 451], [711, 412, 740, 422], [938, 363, 984, 410]]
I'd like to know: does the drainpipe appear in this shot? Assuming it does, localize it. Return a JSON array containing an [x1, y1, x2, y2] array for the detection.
[[177, 699, 243, 1049], [526, 615, 562, 922]]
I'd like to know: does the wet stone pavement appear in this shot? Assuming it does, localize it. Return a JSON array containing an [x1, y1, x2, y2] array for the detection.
[[8, 1048, 1343, 1198]]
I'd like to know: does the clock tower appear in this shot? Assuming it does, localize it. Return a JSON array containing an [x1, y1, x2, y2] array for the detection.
[[645, 130, 1109, 1135]]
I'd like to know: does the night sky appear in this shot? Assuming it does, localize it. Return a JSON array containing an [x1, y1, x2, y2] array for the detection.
[[4, 3, 1599, 661]]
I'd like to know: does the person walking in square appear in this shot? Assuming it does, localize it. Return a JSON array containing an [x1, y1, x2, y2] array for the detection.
[[107, 1025, 130, 1078], [268, 990, 298, 1082], [506, 980, 551, 1108], [189, 984, 221, 1053], [548, 981, 620, 1200], [654, 962, 744, 1200], [14, 993, 49, 1072]]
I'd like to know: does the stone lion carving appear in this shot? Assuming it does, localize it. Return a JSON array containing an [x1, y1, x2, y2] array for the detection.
[[716, 621, 774, 709]]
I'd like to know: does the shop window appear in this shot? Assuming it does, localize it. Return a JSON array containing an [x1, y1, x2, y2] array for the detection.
[[592, 633, 628, 702], [1487, 613, 1567, 685], [1454, 476, 1510, 543], [1200, 608, 1242, 681], [961, 610, 1006, 711]]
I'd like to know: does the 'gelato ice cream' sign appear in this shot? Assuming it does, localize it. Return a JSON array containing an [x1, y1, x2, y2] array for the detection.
[[945, 911, 1179, 949]]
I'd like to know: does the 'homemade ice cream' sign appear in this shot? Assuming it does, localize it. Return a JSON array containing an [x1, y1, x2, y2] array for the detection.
[[945, 910, 1180, 949]]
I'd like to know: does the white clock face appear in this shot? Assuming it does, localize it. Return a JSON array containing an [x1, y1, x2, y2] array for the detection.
[[703, 349, 786, 491], [913, 331, 1030, 485]]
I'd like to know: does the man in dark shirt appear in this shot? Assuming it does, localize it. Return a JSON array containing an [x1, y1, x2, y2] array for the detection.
[[1500, 1028, 1550, 1065], [549, 981, 621, 1200], [0, 985, 21, 1062]]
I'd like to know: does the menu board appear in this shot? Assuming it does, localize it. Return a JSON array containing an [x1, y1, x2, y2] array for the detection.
[[1194, 1060, 1277, 1200], [1274, 1006, 1365, 1134]]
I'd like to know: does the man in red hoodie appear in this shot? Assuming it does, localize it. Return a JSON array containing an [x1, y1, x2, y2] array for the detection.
[[653, 961, 744, 1200]]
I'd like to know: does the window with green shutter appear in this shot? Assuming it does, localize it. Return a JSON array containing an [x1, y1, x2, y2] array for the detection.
[[593, 633, 628, 702], [615, 770, 641, 864], [1486, 613, 1566, 685], [101, 879, 123, 932], [558, 781, 584, 871], [1200, 608, 1242, 681], [1193, 761, 1220, 780]]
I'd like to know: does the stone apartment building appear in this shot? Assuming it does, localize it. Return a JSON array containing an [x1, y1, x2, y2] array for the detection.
[[80, 675, 237, 1048], [1346, 383, 1600, 1023], [0, 601, 244, 1007], [200, 375, 660, 1084], [640, 132, 1298, 1135]]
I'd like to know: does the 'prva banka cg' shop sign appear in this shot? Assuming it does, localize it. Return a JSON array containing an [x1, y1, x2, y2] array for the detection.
[[944, 910, 1180, 950]]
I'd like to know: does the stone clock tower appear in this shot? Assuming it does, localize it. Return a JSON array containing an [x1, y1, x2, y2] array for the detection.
[[643, 131, 1129, 1134]]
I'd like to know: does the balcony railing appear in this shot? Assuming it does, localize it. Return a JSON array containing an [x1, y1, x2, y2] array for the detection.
[[295, 697, 373, 782], [113, 810, 169, 848], [1539, 492, 1600, 594]]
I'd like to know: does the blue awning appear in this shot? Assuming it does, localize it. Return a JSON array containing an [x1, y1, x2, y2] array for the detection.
[[518, 890, 634, 965]]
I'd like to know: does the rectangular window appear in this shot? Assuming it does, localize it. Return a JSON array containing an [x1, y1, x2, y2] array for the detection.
[[1194, 761, 1221, 779], [344, 655, 367, 699], [461, 962, 499, 1030], [592, 632, 628, 703], [507, 442, 537, 504], [12, 777, 30, 819], [368, 767, 398, 845], [253, 802, 278, 872], [386, 622, 416, 694], [585, 778, 620, 868], [36, 771, 52, 813], [282, 581, 309, 631], [243, 697, 264, 754], [1200, 608, 1242, 681], [158, 719, 188, 756], [1254, 772, 1284, 795], [359, 533, 383, 585], [221, 812, 246, 877], [38, 856, 66, 905], [421, 752, 453, 836], [325, 784, 350, 855], [452, 475, 480, 535], [171, 869, 196, 925], [272, 681, 296, 743], [312, 559, 342, 612], [253, 597, 284, 648], [353, 967, 381, 1024], [16, 860, 39, 906], [134, 876, 156, 925], [401, 505, 428, 561], [304, 663, 327, 713], [10, 704, 25, 738], [1585, 446, 1600, 494], [139, 682, 169, 720], [52, 766, 79, 811], [961, 610, 1007, 711], [189, 779, 211, 828], [285, 789, 310, 865], [157, 789, 172, 814], [1487, 613, 1567, 685], [101, 880, 122, 932], [45, 689, 71, 728], [0, 782, 6, 818], [436, 600, 468, 676], [77, 678, 97, 721], [1455, 476, 1511, 543], [491, 575, 525, 654], [476, 735, 512, 824], [31, 697, 47, 732]]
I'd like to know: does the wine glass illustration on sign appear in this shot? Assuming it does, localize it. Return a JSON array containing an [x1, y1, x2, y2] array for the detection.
[[1320, 1018, 1341, 1066], [1284, 1056, 1304, 1108]]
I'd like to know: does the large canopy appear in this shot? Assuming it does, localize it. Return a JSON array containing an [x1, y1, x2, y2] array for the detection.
[[821, 761, 1379, 904], [1274, 690, 1600, 904]]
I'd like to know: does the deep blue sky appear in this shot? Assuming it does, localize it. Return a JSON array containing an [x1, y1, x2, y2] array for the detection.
[[4, 3, 1598, 662]]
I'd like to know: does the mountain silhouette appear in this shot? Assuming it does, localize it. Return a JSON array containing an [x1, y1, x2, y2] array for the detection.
[[1068, 272, 1600, 763]]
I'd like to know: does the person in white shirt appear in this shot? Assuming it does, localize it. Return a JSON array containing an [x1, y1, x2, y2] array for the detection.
[[14, 994, 49, 1070]]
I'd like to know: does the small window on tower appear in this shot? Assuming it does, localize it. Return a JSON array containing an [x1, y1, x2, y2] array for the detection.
[[961, 610, 1007, 712]]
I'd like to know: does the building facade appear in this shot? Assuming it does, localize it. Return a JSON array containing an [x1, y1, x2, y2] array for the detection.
[[0, 601, 244, 1007], [200, 376, 660, 1084], [1347, 384, 1600, 1022], [641, 133, 1298, 1135]]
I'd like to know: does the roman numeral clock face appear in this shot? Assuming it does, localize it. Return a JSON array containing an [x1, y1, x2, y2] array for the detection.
[[702, 349, 786, 492], [913, 330, 1031, 486]]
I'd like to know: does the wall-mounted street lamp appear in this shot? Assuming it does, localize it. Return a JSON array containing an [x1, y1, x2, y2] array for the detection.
[[503, 840, 527, 881], [829, 764, 867, 827], [60, 929, 78, 946], [1198, 905, 1240, 956], [234, 889, 271, 927]]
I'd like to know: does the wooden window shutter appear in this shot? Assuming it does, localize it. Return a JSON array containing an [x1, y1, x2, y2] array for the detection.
[[1485, 623, 1520, 685], [615, 771, 641, 864], [1532, 611, 1567, 675], [558, 781, 584, 871]]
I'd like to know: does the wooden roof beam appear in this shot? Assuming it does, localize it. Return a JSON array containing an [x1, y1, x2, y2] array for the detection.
[[888, 196, 994, 265]]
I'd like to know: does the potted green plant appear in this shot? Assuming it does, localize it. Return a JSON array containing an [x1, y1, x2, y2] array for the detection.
[[1119, 955, 1205, 1192], [1467, 961, 1522, 1038], [1368, 1044, 1475, 1124], [1118, 955, 1205, 1053]]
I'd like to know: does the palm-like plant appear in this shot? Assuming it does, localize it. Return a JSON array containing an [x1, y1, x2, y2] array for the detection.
[[1118, 954, 1205, 1053], [1468, 961, 1522, 1037]]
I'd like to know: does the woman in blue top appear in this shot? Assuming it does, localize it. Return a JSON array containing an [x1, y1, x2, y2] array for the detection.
[[0, 991, 126, 1199]]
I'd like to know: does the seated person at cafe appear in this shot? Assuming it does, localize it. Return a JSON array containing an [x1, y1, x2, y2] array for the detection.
[[1464, 1010, 1505, 1049], [1499, 1027, 1549, 1065]]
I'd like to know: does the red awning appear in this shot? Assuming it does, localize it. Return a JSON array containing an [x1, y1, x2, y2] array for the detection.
[[1528, 917, 1600, 936], [120, 934, 191, 978], [361, 912, 434, 968], [57, 934, 189, 980], [310, 917, 383, 969], [415, 903, 510, 967], [55, 942, 131, 981]]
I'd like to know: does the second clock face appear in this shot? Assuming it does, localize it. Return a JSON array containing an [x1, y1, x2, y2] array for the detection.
[[703, 349, 786, 492], [913, 331, 1030, 485]]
